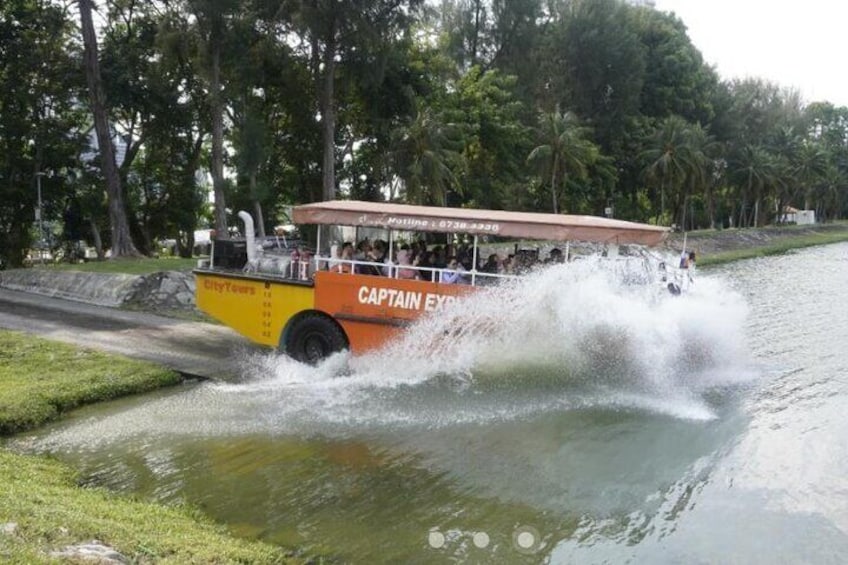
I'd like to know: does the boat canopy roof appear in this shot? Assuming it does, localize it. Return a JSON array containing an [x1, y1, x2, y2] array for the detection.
[[293, 200, 669, 246]]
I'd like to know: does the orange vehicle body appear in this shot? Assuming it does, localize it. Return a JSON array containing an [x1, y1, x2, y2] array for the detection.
[[313, 271, 471, 353], [194, 267, 472, 359]]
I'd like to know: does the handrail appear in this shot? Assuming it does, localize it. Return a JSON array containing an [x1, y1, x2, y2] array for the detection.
[[313, 254, 516, 285]]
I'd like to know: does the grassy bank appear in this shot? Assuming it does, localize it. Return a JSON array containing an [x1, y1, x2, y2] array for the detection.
[[38, 256, 199, 275], [699, 230, 848, 266], [0, 330, 299, 563], [665, 222, 848, 267], [0, 330, 182, 435]]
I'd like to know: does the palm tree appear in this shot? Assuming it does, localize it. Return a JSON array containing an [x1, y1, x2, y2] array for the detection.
[[794, 142, 830, 211], [679, 122, 716, 230], [640, 115, 694, 225], [729, 144, 780, 227], [813, 165, 846, 222], [527, 110, 596, 214], [389, 107, 464, 206]]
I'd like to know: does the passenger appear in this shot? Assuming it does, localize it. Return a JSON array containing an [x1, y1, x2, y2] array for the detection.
[[297, 249, 312, 280], [371, 240, 390, 276], [354, 240, 372, 274], [336, 242, 354, 273], [440, 256, 468, 284], [354, 240, 381, 276], [502, 254, 515, 275], [687, 250, 697, 278], [419, 251, 436, 282], [289, 246, 301, 277], [432, 246, 446, 270], [481, 253, 500, 274], [396, 246, 418, 279], [355, 239, 370, 259]]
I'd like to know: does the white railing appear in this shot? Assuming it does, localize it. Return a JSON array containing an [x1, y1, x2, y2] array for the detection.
[[313, 255, 514, 286]]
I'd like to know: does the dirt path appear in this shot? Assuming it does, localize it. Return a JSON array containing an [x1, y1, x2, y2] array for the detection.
[[0, 288, 262, 380]]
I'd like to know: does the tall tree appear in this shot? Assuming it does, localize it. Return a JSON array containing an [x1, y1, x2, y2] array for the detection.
[[78, 0, 139, 257], [453, 67, 532, 209], [289, 0, 422, 201], [555, 0, 646, 151], [641, 115, 692, 223], [169, 0, 239, 239], [0, 0, 86, 266], [729, 144, 780, 227], [390, 106, 464, 206], [629, 6, 717, 125], [527, 110, 598, 214]]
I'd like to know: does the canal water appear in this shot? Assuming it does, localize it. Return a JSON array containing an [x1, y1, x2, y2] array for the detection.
[[9, 244, 848, 563]]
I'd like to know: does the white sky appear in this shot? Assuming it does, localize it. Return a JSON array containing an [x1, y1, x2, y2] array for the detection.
[[653, 0, 848, 108]]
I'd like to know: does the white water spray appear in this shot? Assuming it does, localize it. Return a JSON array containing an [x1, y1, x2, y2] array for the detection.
[[238, 257, 751, 423]]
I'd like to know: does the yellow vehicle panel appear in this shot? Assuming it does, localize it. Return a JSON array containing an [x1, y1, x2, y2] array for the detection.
[[195, 271, 314, 347]]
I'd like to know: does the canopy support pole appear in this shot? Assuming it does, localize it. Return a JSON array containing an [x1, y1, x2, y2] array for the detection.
[[388, 229, 394, 278], [316, 226, 322, 271], [471, 234, 479, 286]]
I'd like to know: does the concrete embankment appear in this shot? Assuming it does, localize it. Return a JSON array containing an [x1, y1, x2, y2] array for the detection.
[[0, 269, 196, 312], [0, 268, 260, 380], [665, 222, 848, 258]]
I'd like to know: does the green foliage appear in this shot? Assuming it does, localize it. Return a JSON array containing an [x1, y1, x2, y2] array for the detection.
[[528, 110, 602, 213], [0, 330, 181, 434], [629, 7, 717, 124], [555, 0, 646, 150], [453, 67, 532, 209], [0, 448, 298, 563], [2, 0, 848, 267], [0, 0, 87, 267], [39, 256, 199, 274]]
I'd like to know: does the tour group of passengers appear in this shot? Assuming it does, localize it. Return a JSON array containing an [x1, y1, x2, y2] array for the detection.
[[326, 238, 567, 284]]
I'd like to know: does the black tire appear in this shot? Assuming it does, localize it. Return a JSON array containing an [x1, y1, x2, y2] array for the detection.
[[667, 282, 681, 296], [284, 313, 348, 364]]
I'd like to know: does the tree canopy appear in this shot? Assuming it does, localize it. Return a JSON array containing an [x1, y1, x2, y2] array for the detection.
[[1, 0, 846, 266]]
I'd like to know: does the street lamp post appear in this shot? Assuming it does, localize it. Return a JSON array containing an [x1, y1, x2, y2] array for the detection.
[[35, 172, 46, 263]]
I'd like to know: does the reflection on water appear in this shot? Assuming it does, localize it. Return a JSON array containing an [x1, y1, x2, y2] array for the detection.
[[10, 246, 848, 563]]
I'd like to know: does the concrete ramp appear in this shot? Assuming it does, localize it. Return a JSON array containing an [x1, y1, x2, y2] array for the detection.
[[0, 287, 261, 381]]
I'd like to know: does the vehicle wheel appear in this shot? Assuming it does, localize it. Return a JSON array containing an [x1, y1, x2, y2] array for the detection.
[[285, 313, 348, 364]]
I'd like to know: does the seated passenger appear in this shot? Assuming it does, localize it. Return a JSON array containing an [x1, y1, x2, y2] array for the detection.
[[336, 242, 354, 273], [440, 256, 468, 284], [396, 247, 418, 279], [481, 253, 500, 273], [502, 255, 515, 275], [418, 251, 436, 282]]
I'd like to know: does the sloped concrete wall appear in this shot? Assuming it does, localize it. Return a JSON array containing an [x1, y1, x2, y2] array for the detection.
[[123, 271, 196, 312], [0, 269, 196, 311]]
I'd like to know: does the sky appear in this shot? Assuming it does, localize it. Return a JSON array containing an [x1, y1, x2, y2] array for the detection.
[[653, 0, 848, 108]]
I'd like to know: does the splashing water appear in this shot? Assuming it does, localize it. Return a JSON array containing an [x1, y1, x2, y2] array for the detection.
[[231, 256, 753, 426], [24, 257, 752, 454]]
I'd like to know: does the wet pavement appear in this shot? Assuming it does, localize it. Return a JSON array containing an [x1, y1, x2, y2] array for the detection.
[[0, 288, 258, 380]]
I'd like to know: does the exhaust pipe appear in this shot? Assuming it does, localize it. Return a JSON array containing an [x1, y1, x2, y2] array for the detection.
[[237, 210, 257, 267]]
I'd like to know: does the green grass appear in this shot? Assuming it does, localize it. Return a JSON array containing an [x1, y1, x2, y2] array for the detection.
[[0, 329, 301, 563], [38, 256, 201, 275], [0, 330, 182, 435], [0, 450, 299, 564]]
